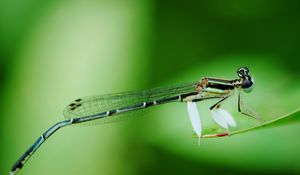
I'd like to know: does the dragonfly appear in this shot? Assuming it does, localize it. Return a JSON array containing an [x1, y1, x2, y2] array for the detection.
[[10, 66, 258, 174]]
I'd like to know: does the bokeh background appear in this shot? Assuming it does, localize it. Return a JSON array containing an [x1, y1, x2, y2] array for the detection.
[[1, 0, 300, 175]]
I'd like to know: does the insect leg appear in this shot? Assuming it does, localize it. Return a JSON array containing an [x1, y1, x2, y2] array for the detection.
[[238, 90, 262, 122]]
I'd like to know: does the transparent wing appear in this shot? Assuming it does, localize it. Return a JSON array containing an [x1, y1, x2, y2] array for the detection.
[[63, 82, 198, 125]]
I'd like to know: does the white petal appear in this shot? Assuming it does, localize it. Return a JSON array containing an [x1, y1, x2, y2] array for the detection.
[[217, 108, 237, 127], [211, 110, 228, 129], [187, 102, 202, 140]]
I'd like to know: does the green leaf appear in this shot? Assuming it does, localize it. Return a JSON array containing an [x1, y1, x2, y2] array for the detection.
[[201, 108, 300, 138]]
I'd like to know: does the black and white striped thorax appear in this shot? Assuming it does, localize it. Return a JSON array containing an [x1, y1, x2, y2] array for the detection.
[[206, 78, 235, 91]]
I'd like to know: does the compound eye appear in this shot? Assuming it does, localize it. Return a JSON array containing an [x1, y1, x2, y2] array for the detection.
[[242, 78, 254, 93]]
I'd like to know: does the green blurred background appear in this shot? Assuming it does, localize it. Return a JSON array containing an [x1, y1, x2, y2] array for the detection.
[[1, 0, 300, 175]]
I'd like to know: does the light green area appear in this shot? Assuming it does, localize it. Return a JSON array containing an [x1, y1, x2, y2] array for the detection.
[[1, 1, 152, 175], [1, 0, 300, 175]]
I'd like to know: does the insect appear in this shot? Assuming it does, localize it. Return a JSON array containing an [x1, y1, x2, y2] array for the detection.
[[10, 66, 257, 174]]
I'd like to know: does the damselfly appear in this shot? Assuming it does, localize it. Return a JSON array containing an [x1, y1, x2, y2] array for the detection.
[[10, 67, 258, 174]]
